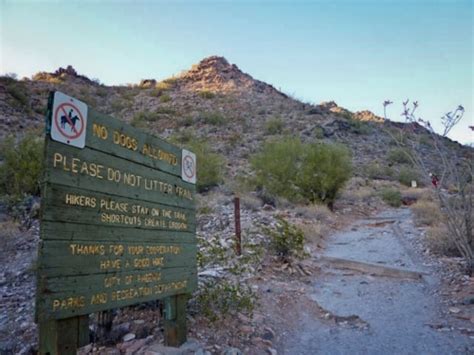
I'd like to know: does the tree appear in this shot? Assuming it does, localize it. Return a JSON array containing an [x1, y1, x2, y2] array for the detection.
[[384, 100, 473, 273]]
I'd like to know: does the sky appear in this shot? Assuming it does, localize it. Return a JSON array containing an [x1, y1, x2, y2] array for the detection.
[[1, 0, 473, 144]]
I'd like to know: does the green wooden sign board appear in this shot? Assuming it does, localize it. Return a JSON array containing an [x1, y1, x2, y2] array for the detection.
[[36, 91, 197, 354]]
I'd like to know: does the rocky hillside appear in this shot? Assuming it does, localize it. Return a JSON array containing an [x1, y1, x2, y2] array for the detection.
[[0, 56, 471, 180]]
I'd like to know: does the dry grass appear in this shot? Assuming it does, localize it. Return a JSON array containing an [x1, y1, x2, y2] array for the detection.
[[425, 225, 460, 257], [240, 194, 262, 212], [296, 220, 329, 246], [0, 220, 20, 251], [411, 200, 442, 226], [293, 204, 332, 223]]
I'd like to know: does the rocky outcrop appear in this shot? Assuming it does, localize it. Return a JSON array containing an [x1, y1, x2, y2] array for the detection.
[[32, 65, 94, 84], [178, 56, 286, 96]]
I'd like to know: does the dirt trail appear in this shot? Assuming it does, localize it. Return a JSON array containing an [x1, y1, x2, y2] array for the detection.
[[280, 208, 473, 355]]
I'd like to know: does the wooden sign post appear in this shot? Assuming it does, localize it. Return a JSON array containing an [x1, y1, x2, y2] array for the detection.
[[36, 91, 197, 354]]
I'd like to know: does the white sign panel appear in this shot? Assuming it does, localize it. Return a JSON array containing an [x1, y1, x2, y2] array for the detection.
[[51, 91, 88, 148], [181, 149, 196, 184]]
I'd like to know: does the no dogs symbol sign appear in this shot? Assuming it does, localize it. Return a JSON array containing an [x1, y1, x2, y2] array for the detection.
[[51, 91, 88, 148], [181, 149, 196, 184]]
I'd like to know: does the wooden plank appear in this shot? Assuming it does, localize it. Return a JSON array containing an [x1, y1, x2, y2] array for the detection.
[[85, 109, 183, 177], [38, 239, 197, 277], [39, 315, 89, 355], [36, 267, 197, 321], [41, 184, 195, 234], [164, 294, 188, 346], [37, 91, 197, 334], [41, 221, 196, 243], [317, 256, 427, 280], [44, 140, 195, 209]]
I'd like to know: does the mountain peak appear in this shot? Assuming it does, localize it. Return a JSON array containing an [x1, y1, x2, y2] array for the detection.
[[178, 55, 285, 96]]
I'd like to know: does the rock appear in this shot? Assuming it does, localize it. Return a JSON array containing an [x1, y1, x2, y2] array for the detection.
[[449, 307, 461, 314], [124, 339, 147, 354], [180, 338, 202, 353], [144, 344, 183, 355], [262, 327, 275, 340], [267, 347, 278, 355], [237, 312, 251, 323], [221, 347, 242, 355], [123, 332, 136, 342], [239, 325, 254, 334]]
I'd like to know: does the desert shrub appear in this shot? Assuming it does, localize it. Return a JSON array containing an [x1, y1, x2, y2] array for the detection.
[[194, 279, 255, 322], [201, 112, 227, 126], [314, 126, 325, 139], [398, 166, 420, 187], [412, 200, 442, 226], [1, 77, 29, 108], [349, 120, 372, 135], [296, 143, 352, 205], [264, 117, 285, 135], [425, 225, 460, 257], [264, 217, 305, 259], [251, 137, 303, 202], [131, 110, 165, 128], [155, 81, 172, 91], [380, 188, 402, 207], [251, 137, 352, 206], [198, 90, 215, 99], [159, 94, 171, 103], [388, 148, 412, 165], [364, 162, 394, 180], [178, 116, 194, 127], [110, 99, 129, 112], [0, 132, 44, 198]]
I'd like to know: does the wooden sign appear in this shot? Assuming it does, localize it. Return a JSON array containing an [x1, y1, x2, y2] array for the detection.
[[36, 92, 196, 352]]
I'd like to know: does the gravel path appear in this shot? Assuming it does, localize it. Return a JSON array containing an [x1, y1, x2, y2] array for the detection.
[[281, 208, 473, 355]]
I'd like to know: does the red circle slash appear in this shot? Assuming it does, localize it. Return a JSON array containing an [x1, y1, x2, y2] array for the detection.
[[54, 102, 85, 139], [183, 155, 195, 179]]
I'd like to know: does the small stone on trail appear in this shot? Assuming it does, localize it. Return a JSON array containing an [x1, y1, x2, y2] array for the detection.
[[449, 307, 461, 314], [222, 347, 243, 355], [122, 332, 136, 342], [267, 347, 278, 355]]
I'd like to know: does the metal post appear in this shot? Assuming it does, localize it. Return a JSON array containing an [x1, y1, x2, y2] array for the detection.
[[234, 197, 241, 256]]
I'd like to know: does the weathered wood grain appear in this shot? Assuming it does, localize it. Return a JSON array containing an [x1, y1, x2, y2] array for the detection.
[[44, 140, 195, 209], [41, 184, 196, 233], [38, 92, 197, 328], [39, 239, 197, 277], [36, 266, 196, 321], [40, 221, 196, 243], [85, 109, 183, 177]]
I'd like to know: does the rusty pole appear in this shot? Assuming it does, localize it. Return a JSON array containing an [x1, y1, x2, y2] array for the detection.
[[234, 196, 241, 256]]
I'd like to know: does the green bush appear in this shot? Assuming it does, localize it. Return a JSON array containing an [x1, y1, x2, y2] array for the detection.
[[265, 117, 285, 135], [349, 120, 372, 135], [364, 162, 394, 180], [1, 77, 29, 108], [0, 132, 44, 198], [159, 94, 171, 103], [195, 279, 255, 322], [201, 112, 227, 126], [131, 110, 165, 128], [264, 216, 305, 259], [398, 166, 420, 186], [388, 148, 412, 165], [250, 137, 352, 206], [380, 188, 402, 207], [296, 143, 352, 205], [198, 90, 215, 99]]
